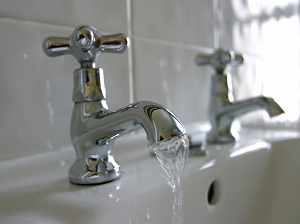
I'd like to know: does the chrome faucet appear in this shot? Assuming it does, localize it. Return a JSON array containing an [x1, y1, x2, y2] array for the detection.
[[43, 25, 186, 185], [196, 49, 284, 143]]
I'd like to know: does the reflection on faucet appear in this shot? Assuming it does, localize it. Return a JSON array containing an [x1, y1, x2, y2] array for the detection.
[[70, 99, 185, 185], [43, 25, 186, 185], [196, 49, 284, 143]]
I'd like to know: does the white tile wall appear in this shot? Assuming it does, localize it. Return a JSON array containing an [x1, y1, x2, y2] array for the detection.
[[0, 1, 130, 161], [132, 38, 212, 125], [0, 0, 128, 33], [131, 0, 214, 47], [0, 0, 299, 161], [220, 0, 262, 55]]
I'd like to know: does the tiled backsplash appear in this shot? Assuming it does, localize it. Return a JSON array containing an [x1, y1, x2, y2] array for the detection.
[[0, 0, 299, 161]]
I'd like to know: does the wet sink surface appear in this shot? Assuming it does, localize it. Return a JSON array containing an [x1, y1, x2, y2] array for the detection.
[[0, 128, 299, 223]]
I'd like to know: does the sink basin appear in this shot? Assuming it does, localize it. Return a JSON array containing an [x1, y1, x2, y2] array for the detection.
[[183, 135, 300, 224], [0, 127, 299, 223]]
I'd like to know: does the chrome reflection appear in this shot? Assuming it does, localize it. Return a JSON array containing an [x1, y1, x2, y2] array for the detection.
[[43, 25, 186, 185], [195, 48, 284, 143], [230, 142, 271, 158]]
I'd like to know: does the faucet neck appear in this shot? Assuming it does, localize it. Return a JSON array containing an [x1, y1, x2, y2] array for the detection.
[[211, 74, 230, 95], [72, 67, 108, 108]]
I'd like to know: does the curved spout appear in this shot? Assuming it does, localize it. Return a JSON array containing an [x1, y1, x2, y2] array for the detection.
[[207, 75, 285, 143], [71, 101, 186, 155], [218, 96, 285, 125], [69, 101, 186, 184], [207, 96, 285, 143]]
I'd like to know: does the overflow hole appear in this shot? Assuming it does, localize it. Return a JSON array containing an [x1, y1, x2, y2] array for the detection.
[[207, 180, 219, 205]]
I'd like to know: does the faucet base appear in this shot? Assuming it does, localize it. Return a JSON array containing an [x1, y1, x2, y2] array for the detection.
[[68, 156, 121, 185], [206, 129, 235, 144]]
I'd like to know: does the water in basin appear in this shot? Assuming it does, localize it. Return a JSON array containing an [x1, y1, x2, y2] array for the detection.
[[150, 134, 189, 224]]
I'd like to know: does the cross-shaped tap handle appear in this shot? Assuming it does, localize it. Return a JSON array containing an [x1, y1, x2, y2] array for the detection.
[[196, 49, 245, 74], [43, 25, 129, 68]]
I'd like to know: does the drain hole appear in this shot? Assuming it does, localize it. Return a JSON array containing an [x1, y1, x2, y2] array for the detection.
[[207, 180, 219, 205]]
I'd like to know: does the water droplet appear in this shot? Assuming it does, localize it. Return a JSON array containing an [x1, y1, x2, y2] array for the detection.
[[46, 101, 54, 126], [60, 160, 65, 167], [46, 141, 53, 149], [45, 80, 51, 99]]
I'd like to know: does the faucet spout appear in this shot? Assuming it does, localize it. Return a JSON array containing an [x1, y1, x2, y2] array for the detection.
[[207, 75, 284, 143], [195, 48, 284, 144], [42, 25, 187, 185], [69, 100, 186, 185], [227, 97, 284, 118]]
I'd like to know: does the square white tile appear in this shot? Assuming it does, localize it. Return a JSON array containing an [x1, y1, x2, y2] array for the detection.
[[132, 0, 214, 47], [0, 18, 130, 160], [219, 0, 262, 55], [133, 38, 212, 126], [0, 0, 128, 34]]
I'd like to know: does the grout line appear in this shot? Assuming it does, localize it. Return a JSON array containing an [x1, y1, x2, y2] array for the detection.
[[126, 0, 134, 104], [0, 15, 118, 37], [133, 35, 261, 61], [213, 0, 221, 49], [126, 0, 138, 138], [0, 15, 261, 61], [0, 15, 74, 29], [133, 35, 214, 54]]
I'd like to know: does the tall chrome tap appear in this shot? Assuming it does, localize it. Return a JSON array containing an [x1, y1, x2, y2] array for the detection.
[[196, 49, 284, 143], [43, 25, 186, 185]]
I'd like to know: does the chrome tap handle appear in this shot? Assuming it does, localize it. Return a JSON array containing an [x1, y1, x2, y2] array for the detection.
[[43, 25, 129, 68], [196, 49, 245, 74]]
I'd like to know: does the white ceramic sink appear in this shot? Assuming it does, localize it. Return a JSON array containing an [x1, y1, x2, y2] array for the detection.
[[0, 127, 299, 223], [183, 134, 300, 224]]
